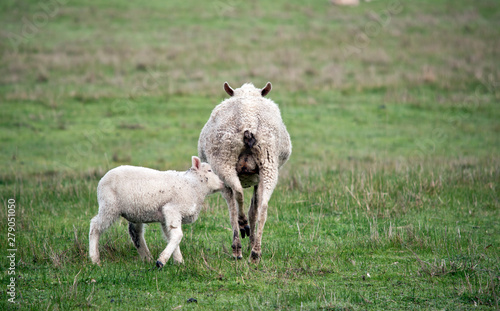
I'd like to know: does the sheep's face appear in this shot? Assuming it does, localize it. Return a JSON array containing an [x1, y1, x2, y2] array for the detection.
[[191, 156, 225, 193]]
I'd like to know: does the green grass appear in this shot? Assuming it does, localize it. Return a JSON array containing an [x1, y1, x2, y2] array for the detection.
[[1, 0, 499, 310]]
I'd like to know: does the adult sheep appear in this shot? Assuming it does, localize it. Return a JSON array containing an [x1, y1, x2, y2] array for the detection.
[[198, 82, 292, 263]]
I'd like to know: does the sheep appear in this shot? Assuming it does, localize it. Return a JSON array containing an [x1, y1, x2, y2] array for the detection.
[[331, 0, 360, 6], [198, 82, 292, 263], [88, 156, 224, 267]]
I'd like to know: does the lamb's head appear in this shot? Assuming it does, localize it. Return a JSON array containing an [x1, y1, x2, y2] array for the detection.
[[224, 82, 272, 98], [190, 156, 225, 194]]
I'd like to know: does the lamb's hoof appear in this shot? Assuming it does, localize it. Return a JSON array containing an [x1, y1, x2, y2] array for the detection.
[[156, 260, 164, 268], [240, 225, 250, 239], [250, 251, 261, 264]]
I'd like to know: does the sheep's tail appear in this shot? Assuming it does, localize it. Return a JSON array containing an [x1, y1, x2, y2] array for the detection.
[[243, 130, 256, 149]]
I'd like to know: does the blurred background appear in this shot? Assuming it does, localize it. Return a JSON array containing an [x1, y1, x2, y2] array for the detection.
[[1, 0, 499, 174]]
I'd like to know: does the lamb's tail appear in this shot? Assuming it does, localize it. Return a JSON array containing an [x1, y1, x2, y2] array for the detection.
[[243, 130, 256, 149]]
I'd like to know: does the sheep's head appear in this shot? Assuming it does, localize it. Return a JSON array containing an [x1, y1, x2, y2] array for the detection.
[[224, 82, 272, 97], [191, 156, 225, 193]]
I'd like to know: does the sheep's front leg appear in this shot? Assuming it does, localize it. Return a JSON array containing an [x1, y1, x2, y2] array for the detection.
[[160, 224, 184, 264], [128, 222, 153, 262], [156, 211, 183, 268], [172, 245, 183, 264]]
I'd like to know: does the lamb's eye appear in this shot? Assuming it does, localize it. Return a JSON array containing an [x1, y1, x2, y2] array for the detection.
[[208, 170, 212, 172]]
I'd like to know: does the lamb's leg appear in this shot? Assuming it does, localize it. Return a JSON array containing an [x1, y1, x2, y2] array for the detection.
[[128, 222, 153, 262], [89, 216, 102, 265], [160, 224, 184, 264], [173, 246, 183, 264], [156, 210, 183, 267], [89, 212, 119, 265], [250, 167, 278, 264]]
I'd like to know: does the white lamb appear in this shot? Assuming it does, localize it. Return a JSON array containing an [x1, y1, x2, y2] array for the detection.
[[89, 156, 224, 267], [198, 82, 292, 263]]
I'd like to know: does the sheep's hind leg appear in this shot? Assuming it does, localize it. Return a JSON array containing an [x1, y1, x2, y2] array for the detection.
[[250, 167, 278, 264], [128, 222, 153, 262], [248, 185, 259, 251], [221, 185, 244, 259], [89, 212, 119, 265], [89, 216, 103, 265]]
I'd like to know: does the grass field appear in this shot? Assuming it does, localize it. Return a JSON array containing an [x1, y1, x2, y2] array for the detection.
[[1, 0, 499, 309]]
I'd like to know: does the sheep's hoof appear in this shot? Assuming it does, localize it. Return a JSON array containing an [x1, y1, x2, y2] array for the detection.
[[91, 258, 102, 266], [231, 244, 242, 259], [231, 251, 243, 260], [250, 250, 261, 264], [156, 260, 164, 268], [240, 225, 250, 239], [141, 255, 153, 263]]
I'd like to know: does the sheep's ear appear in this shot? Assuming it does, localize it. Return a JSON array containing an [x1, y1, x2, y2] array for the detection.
[[224, 82, 234, 96], [261, 82, 272, 97], [192, 156, 201, 170]]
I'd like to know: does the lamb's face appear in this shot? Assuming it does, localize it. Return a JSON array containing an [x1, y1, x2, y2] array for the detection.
[[191, 156, 223, 193], [199, 163, 225, 193]]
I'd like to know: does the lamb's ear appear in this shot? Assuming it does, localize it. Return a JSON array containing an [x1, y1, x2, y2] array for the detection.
[[261, 82, 272, 97], [192, 156, 201, 170], [224, 82, 234, 96]]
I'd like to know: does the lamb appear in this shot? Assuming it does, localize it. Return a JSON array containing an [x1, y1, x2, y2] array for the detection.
[[198, 82, 292, 263], [88, 156, 224, 267]]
